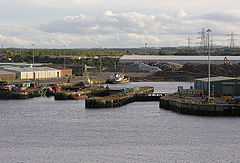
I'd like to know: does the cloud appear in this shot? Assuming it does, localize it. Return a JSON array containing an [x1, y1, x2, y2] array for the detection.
[[6, 0, 238, 12], [0, 25, 75, 48], [1, 9, 240, 48], [0, 34, 32, 47], [37, 10, 240, 47], [198, 11, 240, 23], [40, 11, 183, 35], [41, 10, 235, 37], [15, 0, 104, 8]]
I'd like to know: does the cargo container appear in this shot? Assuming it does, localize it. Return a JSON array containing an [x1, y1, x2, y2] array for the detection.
[[60, 68, 72, 77]]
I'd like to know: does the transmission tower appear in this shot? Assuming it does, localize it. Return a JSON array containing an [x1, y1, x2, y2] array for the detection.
[[226, 32, 238, 48], [187, 36, 191, 48], [201, 28, 207, 48], [145, 42, 148, 48], [144, 42, 148, 54], [198, 28, 208, 54]]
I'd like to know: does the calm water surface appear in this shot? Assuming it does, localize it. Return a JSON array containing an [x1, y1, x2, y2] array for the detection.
[[1, 82, 240, 163]]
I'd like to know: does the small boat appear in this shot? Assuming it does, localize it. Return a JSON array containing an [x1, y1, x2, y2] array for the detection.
[[0, 86, 41, 99], [107, 73, 130, 84], [70, 92, 88, 100], [54, 92, 88, 100]]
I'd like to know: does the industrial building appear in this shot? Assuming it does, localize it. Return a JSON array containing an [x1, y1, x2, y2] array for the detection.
[[1, 66, 61, 80], [0, 70, 16, 81], [194, 76, 240, 96], [120, 55, 240, 65]]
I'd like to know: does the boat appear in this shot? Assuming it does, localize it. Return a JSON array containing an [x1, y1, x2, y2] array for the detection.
[[54, 92, 88, 100], [106, 73, 130, 84], [70, 92, 88, 100], [0, 85, 41, 99]]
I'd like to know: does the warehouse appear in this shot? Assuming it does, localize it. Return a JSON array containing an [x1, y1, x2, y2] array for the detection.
[[120, 55, 240, 65], [0, 70, 16, 81], [2, 66, 61, 80], [194, 76, 240, 96]]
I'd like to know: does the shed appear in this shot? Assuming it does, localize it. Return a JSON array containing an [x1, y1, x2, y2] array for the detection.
[[194, 76, 240, 96]]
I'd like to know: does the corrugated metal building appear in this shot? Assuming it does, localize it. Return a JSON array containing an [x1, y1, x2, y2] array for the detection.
[[0, 70, 16, 81], [2, 66, 61, 80], [120, 55, 240, 64], [194, 76, 240, 96]]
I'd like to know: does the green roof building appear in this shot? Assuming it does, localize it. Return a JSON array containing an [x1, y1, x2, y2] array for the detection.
[[194, 76, 240, 96]]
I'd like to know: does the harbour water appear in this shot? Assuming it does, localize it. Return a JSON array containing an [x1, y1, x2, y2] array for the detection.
[[1, 82, 240, 163]]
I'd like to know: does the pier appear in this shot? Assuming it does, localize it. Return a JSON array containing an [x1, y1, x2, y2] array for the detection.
[[159, 96, 240, 116], [134, 92, 167, 101], [85, 87, 166, 109]]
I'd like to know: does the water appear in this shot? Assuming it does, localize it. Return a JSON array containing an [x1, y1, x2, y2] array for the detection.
[[105, 82, 188, 93], [1, 82, 240, 163]]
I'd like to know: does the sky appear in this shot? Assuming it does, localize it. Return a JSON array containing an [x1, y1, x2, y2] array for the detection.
[[0, 0, 240, 48]]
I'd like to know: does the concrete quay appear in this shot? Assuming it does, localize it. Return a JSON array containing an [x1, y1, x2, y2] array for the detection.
[[160, 96, 240, 116]]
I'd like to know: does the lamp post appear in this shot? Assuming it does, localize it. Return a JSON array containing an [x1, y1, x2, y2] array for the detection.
[[206, 29, 212, 102], [32, 44, 35, 67], [63, 44, 66, 69], [32, 44, 35, 80]]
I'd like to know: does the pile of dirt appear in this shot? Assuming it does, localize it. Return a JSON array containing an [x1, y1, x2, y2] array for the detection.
[[136, 63, 240, 81], [181, 63, 240, 77]]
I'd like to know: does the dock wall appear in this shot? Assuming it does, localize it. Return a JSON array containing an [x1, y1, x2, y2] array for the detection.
[[85, 95, 136, 108], [160, 97, 240, 116]]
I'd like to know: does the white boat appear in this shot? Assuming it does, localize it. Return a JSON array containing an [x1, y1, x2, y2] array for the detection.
[[107, 73, 130, 84]]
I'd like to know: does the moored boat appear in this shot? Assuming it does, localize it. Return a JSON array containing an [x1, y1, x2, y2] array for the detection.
[[106, 73, 130, 84], [54, 92, 88, 100]]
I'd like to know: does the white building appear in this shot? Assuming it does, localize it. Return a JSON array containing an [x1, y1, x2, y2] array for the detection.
[[1, 66, 61, 80]]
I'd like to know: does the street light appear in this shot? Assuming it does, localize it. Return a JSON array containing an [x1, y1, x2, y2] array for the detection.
[[206, 29, 212, 102], [32, 44, 35, 67], [32, 44, 35, 80], [63, 44, 66, 69]]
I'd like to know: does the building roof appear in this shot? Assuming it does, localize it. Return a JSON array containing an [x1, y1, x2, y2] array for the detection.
[[120, 55, 240, 61], [0, 70, 16, 75], [195, 76, 237, 82], [1, 66, 59, 72], [0, 63, 44, 66]]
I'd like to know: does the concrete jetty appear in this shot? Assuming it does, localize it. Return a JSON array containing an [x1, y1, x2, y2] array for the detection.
[[85, 87, 165, 109], [160, 96, 240, 116]]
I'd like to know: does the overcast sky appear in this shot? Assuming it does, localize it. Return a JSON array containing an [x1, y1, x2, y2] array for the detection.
[[0, 0, 240, 48]]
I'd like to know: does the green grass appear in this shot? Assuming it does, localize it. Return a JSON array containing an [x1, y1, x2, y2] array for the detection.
[[4, 49, 126, 58]]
